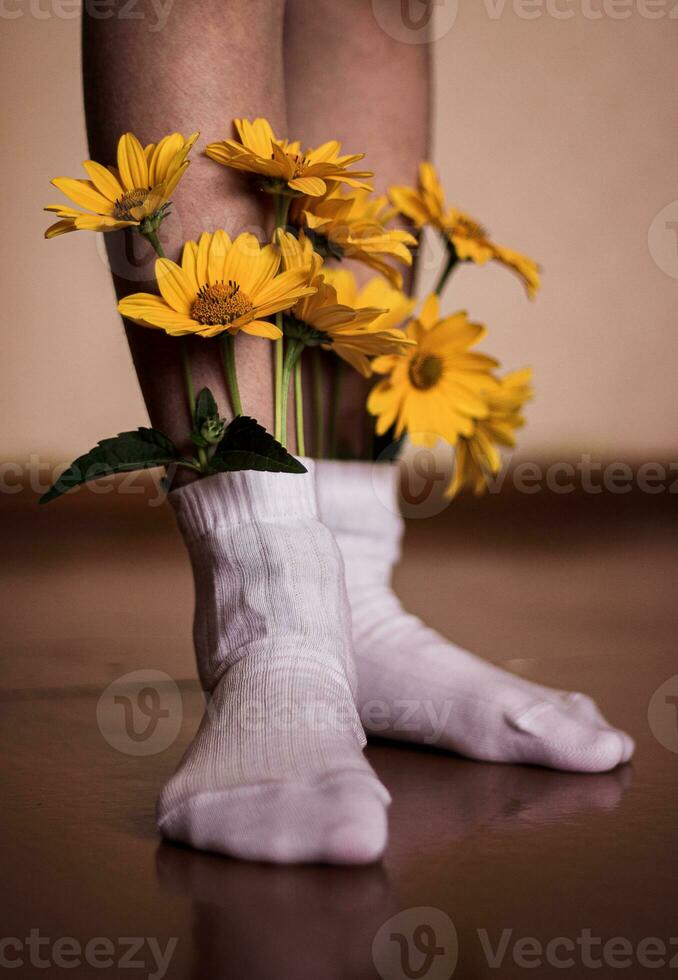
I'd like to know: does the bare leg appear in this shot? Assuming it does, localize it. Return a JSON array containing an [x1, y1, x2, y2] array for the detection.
[[81, 5, 392, 865], [82, 0, 287, 447], [285, 0, 431, 242], [285, 0, 431, 454], [284, 9, 634, 772]]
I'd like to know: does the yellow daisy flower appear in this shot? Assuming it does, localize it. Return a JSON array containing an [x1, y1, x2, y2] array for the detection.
[[277, 231, 414, 377], [44, 131, 199, 239], [367, 293, 499, 447], [390, 163, 541, 298], [446, 368, 534, 497], [205, 117, 373, 197], [289, 187, 416, 287], [321, 267, 416, 333], [117, 231, 316, 340]]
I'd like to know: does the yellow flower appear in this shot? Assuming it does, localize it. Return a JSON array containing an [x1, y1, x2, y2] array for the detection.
[[289, 187, 416, 287], [390, 163, 541, 298], [446, 368, 534, 497], [277, 231, 415, 376], [367, 293, 499, 447], [322, 267, 416, 333], [44, 131, 199, 239], [205, 118, 373, 197], [117, 231, 315, 340]]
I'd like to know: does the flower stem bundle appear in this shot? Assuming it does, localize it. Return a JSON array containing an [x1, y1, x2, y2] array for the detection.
[[41, 119, 539, 503]]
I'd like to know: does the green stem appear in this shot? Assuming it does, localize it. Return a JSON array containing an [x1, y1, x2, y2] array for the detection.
[[141, 229, 206, 474], [274, 326, 284, 443], [434, 245, 459, 296], [141, 228, 165, 259], [294, 354, 306, 457], [311, 348, 325, 459], [274, 193, 291, 233], [327, 359, 344, 460], [221, 333, 243, 417], [272, 192, 292, 443], [181, 340, 208, 473], [280, 339, 303, 450]]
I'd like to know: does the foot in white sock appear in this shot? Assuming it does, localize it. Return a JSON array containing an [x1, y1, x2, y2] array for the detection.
[[159, 463, 390, 864], [316, 460, 635, 774]]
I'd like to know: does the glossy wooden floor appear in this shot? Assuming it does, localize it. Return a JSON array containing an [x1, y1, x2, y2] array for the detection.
[[1, 476, 677, 979]]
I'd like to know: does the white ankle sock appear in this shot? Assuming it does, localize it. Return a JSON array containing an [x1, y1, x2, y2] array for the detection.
[[316, 460, 634, 773], [159, 462, 390, 864]]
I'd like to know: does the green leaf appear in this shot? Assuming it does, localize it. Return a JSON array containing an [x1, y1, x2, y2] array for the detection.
[[210, 416, 307, 475], [40, 427, 186, 504], [195, 387, 218, 428]]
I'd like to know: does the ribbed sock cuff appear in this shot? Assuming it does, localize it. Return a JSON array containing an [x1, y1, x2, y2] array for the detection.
[[169, 458, 318, 541]]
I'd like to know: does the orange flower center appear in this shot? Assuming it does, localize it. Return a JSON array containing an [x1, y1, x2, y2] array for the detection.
[[408, 353, 443, 391], [288, 152, 309, 178], [192, 280, 253, 326], [113, 187, 150, 221]]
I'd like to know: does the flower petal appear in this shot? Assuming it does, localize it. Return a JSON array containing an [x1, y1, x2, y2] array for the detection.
[[82, 161, 123, 203], [118, 293, 197, 335], [207, 230, 232, 284], [73, 214, 137, 232], [148, 132, 184, 185], [51, 178, 115, 215], [417, 293, 440, 330], [253, 268, 311, 308], [334, 344, 372, 377], [158, 161, 188, 202], [288, 176, 327, 196], [155, 258, 195, 313], [117, 132, 149, 190], [44, 219, 78, 239], [389, 186, 430, 226], [196, 232, 211, 287], [234, 117, 276, 157], [181, 240, 200, 293], [236, 319, 283, 339], [222, 233, 273, 293]]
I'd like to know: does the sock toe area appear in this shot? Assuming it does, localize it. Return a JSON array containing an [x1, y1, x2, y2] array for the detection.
[[320, 776, 390, 865], [158, 771, 390, 865], [508, 701, 630, 772], [618, 730, 636, 764], [560, 693, 635, 764]]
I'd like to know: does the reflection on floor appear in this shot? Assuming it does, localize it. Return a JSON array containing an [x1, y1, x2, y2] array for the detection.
[[1, 475, 676, 979]]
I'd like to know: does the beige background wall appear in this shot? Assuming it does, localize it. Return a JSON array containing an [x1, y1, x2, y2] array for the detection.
[[2, 2, 677, 464]]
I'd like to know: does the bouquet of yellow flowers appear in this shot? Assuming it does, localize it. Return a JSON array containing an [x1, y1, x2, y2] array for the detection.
[[41, 119, 538, 502]]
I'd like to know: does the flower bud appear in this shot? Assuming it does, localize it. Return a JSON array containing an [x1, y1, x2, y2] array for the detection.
[[201, 416, 226, 445]]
